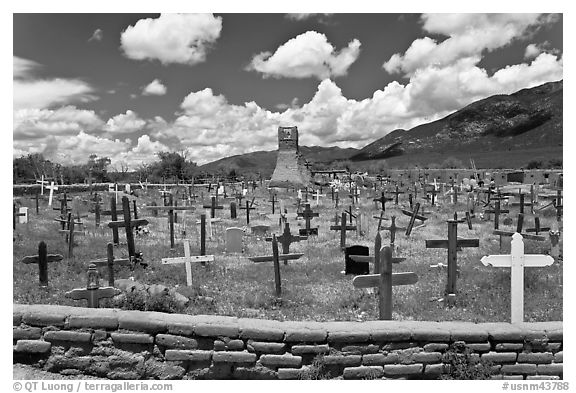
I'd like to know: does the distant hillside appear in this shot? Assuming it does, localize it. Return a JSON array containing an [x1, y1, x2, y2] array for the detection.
[[198, 146, 358, 178], [350, 80, 563, 168]]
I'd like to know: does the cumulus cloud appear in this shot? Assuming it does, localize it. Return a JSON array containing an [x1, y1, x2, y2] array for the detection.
[[13, 56, 96, 110], [13, 106, 104, 140], [120, 13, 222, 65], [104, 110, 146, 134], [88, 28, 103, 42], [142, 79, 167, 96], [248, 31, 361, 79], [384, 13, 556, 76]]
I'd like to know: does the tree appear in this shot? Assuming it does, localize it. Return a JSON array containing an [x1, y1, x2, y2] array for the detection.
[[86, 154, 111, 183]]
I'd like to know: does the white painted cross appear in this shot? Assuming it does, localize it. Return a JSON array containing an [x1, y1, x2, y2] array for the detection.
[[161, 240, 214, 286], [312, 190, 326, 206], [481, 233, 554, 323], [46, 181, 58, 206], [36, 175, 49, 195]]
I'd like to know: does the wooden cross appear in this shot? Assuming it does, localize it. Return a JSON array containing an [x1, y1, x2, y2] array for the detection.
[[391, 185, 404, 205], [373, 192, 393, 212], [493, 213, 545, 242], [101, 197, 120, 244], [297, 203, 319, 235], [345, 205, 356, 225], [20, 241, 63, 286], [203, 196, 224, 218], [353, 246, 417, 320], [108, 196, 149, 259], [381, 216, 406, 247], [553, 189, 563, 221], [484, 200, 509, 230], [330, 212, 357, 250], [525, 217, 550, 235], [65, 264, 121, 308], [269, 193, 278, 214], [36, 175, 49, 195], [144, 199, 194, 249], [312, 190, 326, 206], [240, 198, 257, 225], [373, 211, 389, 231], [249, 235, 304, 296], [58, 212, 84, 258], [162, 240, 215, 286], [90, 243, 130, 286], [401, 203, 427, 236], [348, 186, 360, 205], [46, 181, 58, 206], [53, 194, 72, 230], [453, 211, 473, 230], [350, 232, 400, 274], [510, 190, 532, 214], [265, 222, 307, 265], [425, 220, 479, 296], [334, 189, 340, 208], [481, 233, 554, 323]]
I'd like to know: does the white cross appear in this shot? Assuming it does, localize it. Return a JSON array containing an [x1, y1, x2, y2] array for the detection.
[[481, 233, 554, 323], [46, 181, 58, 206], [313, 190, 326, 206], [161, 240, 214, 286], [36, 175, 48, 195]]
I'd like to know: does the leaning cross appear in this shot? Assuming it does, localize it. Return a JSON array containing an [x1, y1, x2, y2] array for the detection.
[[353, 246, 417, 320], [249, 235, 303, 296], [20, 241, 63, 286], [401, 203, 427, 236], [162, 239, 215, 286], [481, 233, 554, 323], [65, 264, 121, 308], [107, 196, 149, 259], [373, 211, 389, 232], [426, 220, 480, 296]]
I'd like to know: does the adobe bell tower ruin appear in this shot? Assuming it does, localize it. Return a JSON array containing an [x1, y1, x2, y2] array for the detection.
[[269, 126, 312, 189]]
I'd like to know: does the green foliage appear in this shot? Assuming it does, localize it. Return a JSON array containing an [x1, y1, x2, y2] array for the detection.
[[441, 342, 493, 380], [440, 157, 465, 169], [526, 160, 543, 169], [109, 290, 185, 314], [547, 158, 562, 168]]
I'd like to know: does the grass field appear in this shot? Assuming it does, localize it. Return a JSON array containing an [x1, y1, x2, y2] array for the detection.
[[12, 183, 563, 323]]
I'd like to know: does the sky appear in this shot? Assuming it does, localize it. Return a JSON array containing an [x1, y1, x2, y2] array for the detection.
[[13, 13, 563, 170]]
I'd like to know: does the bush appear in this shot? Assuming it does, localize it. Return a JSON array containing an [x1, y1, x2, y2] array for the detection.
[[441, 157, 465, 169], [441, 342, 493, 380], [526, 160, 543, 169], [298, 355, 330, 380]]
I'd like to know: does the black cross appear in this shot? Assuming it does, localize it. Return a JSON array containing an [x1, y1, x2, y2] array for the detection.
[[297, 203, 319, 235], [391, 185, 404, 205], [373, 192, 393, 212], [426, 220, 479, 296], [108, 196, 148, 261], [372, 211, 389, 231], [381, 216, 406, 246], [525, 216, 551, 235], [269, 193, 278, 214], [90, 243, 130, 286], [484, 200, 509, 230], [203, 196, 224, 218], [401, 203, 427, 236], [20, 241, 63, 286], [345, 205, 356, 225], [330, 212, 357, 250]]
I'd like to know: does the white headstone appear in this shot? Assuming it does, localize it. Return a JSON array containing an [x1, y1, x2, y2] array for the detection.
[[481, 233, 554, 323], [18, 207, 28, 224], [125, 184, 131, 193], [108, 183, 114, 193], [226, 227, 243, 253]]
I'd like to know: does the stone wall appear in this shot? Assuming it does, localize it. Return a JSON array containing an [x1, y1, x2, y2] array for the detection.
[[13, 304, 562, 380]]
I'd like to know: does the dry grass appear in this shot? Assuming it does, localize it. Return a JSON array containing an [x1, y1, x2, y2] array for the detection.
[[13, 185, 563, 322]]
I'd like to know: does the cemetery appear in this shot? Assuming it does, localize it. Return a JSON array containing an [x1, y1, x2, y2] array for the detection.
[[12, 126, 563, 380]]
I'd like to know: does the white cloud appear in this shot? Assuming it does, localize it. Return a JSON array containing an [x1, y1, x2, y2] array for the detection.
[[384, 13, 555, 76], [105, 110, 146, 134], [13, 56, 96, 110], [13, 106, 103, 139], [285, 13, 333, 21], [248, 31, 361, 80], [120, 13, 222, 65], [88, 28, 103, 42], [524, 44, 541, 59], [142, 79, 167, 96]]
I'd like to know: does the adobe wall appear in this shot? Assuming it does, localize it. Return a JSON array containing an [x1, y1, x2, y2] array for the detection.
[[13, 304, 563, 380]]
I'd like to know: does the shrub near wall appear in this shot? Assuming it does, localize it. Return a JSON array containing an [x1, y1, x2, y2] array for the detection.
[[13, 304, 562, 380]]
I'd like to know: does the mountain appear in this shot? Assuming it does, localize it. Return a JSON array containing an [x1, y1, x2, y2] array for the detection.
[[198, 146, 358, 178], [350, 80, 563, 168]]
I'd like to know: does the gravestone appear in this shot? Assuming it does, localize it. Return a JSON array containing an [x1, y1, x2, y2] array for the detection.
[[18, 207, 28, 224], [226, 227, 244, 253], [345, 245, 369, 275]]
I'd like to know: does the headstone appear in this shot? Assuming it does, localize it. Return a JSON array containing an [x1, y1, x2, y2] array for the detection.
[[226, 227, 244, 253], [18, 207, 28, 224], [345, 245, 369, 275]]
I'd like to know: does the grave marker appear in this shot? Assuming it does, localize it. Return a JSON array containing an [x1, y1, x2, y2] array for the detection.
[[297, 203, 319, 236], [65, 264, 121, 308], [20, 241, 63, 286], [373, 192, 393, 212], [484, 200, 509, 230], [481, 233, 554, 323], [108, 196, 149, 260], [90, 243, 130, 286], [353, 246, 417, 320], [249, 235, 303, 296], [46, 182, 58, 206], [426, 220, 480, 297], [373, 211, 389, 232], [203, 196, 224, 218], [162, 240, 215, 286], [265, 223, 307, 265], [330, 212, 357, 250], [344, 244, 369, 275], [226, 227, 244, 253], [401, 203, 427, 236], [381, 216, 405, 248]]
